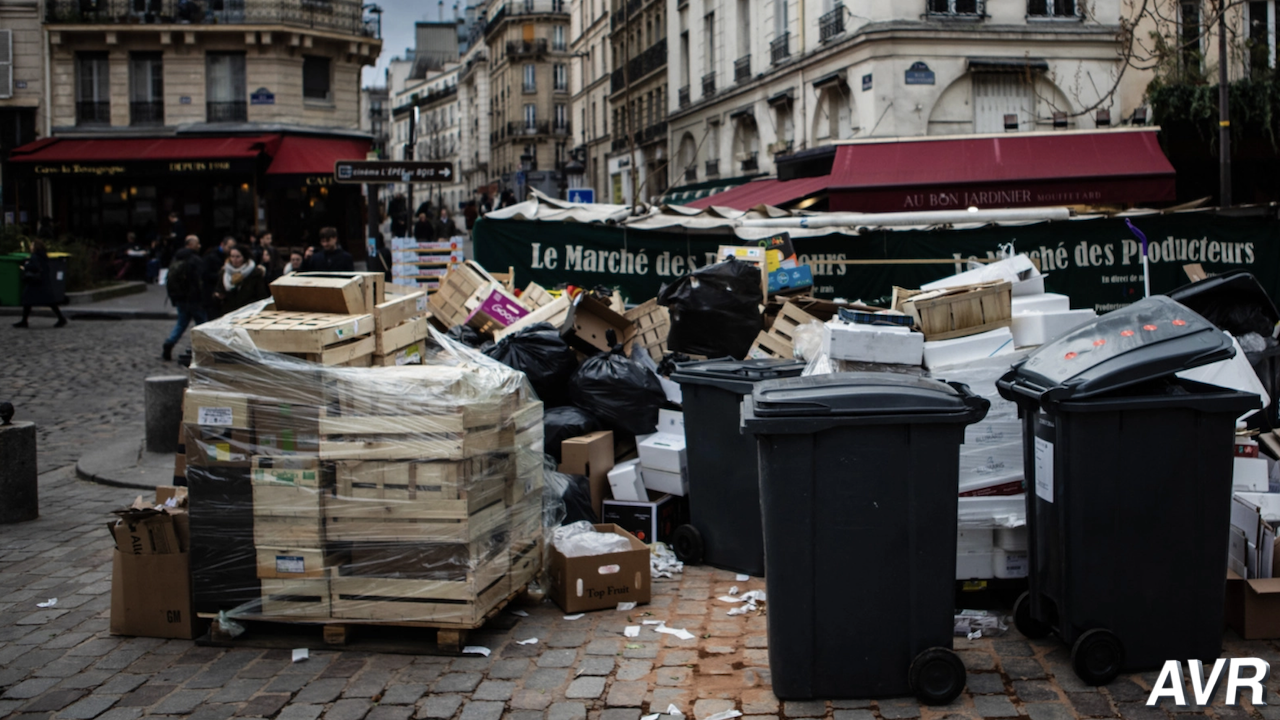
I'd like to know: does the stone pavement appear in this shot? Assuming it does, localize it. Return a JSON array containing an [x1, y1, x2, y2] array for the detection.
[[3, 467, 1279, 720]]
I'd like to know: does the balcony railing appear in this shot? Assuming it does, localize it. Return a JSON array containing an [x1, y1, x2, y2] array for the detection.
[[130, 100, 164, 125], [552, 121, 571, 135], [46, 0, 380, 37], [678, 85, 690, 108], [819, 3, 844, 42], [927, 0, 984, 17], [705, 158, 719, 176], [484, 0, 567, 37], [702, 72, 715, 98], [523, 82, 537, 93], [507, 121, 555, 136], [207, 100, 247, 122], [611, 136, 629, 152], [734, 54, 751, 84], [76, 100, 110, 125], [506, 38, 548, 57], [609, 0, 649, 31], [770, 32, 789, 64], [608, 37, 667, 93], [639, 121, 666, 144], [740, 151, 758, 173], [684, 167, 696, 182]]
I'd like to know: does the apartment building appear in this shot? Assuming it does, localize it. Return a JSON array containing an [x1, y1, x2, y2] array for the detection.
[[0, 0, 46, 224], [568, 0, 610, 199], [605, 0, 666, 203], [458, 30, 494, 204]]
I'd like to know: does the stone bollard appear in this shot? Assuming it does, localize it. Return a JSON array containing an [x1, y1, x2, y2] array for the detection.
[[145, 375, 188, 455], [0, 421, 39, 523]]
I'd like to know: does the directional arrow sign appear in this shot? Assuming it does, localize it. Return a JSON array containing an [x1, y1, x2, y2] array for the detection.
[[334, 161, 455, 184]]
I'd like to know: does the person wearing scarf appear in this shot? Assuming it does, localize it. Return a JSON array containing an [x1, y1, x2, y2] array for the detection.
[[214, 246, 269, 314]]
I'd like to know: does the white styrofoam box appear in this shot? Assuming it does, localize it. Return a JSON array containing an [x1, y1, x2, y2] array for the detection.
[[958, 442, 1024, 495], [822, 321, 923, 366], [1178, 333, 1269, 421], [1010, 309, 1097, 348], [1012, 275, 1046, 297], [1270, 456, 1280, 493], [608, 459, 647, 502], [922, 254, 1039, 292], [1011, 293, 1070, 315], [994, 548, 1029, 578], [923, 327, 1015, 370], [1235, 456, 1271, 493], [958, 494, 1026, 530], [957, 529, 994, 553], [966, 420, 1023, 449], [638, 410, 686, 474], [995, 526, 1028, 552], [1236, 491, 1280, 525], [642, 467, 689, 497], [957, 552, 995, 580]]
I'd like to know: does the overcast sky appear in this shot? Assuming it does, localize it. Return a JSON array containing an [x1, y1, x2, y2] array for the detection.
[[362, 0, 462, 88]]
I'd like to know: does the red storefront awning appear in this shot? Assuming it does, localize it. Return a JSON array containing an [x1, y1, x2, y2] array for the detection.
[[266, 135, 371, 177], [687, 129, 1176, 213], [8, 134, 281, 176]]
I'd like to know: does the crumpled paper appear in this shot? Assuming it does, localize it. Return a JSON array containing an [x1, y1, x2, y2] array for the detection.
[[650, 542, 684, 579]]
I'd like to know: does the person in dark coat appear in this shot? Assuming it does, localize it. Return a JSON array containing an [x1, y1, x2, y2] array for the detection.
[[162, 235, 207, 360], [413, 213, 435, 241], [213, 246, 269, 314], [299, 226, 355, 272], [260, 247, 282, 284], [13, 240, 67, 328], [202, 236, 235, 318]]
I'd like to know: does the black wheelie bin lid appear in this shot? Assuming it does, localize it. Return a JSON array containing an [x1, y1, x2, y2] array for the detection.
[[1166, 270, 1280, 338], [996, 295, 1236, 405], [742, 372, 990, 433], [672, 358, 809, 394]]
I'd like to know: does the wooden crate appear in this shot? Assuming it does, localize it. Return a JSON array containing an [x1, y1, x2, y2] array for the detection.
[[318, 427, 503, 462], [374, 290, 429, 334], [371, 341, 428, 367], [256, 546, 346, 580], [748, 302, 819, 359], [254, 515, 325, 548], [902, 282, 1012, 341], [329, 365, 476, 416], [493, 295, 572, 340], [197, 311, 374, 355], [261, 576, 332, 617], [296, 271, 385, 313], [285, 335, 376, 367], [335, 457, 511, 502], [623, 299, 670, 361], [376, 316, 431, 356], [518, 282, 556, 310], [252, 482, 329, 517], [252, 456, 327, 488], [329, 552, 511, 624], [270, 275, 367, 315], [325, 495, 508, 544], [428, 261, 499, 328], [508, 539, 542, 591]]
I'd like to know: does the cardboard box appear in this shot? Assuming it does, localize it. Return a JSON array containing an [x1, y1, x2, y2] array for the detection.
[[183, 390, 252, 429], [1011, 293, 1070, 314], [110, 550, 196, 639], [495, 295, 573, 340], [1235, 457, 1271, 492], [822, 321, 924, 366], [1226, 554, 1280, 639], [548, 524, 650, 613], [602, 492, 687, 544], [607, 459, 646, 502], [466, 286, 529, 334], [185, 426, 254, 468], [767, 265, 814, 295], [638, 410, 686, 474], [563, 295, 635, 354], [270, 274, 368, 315], [641, 467, 689, 497], [560, 431, 615, 519]]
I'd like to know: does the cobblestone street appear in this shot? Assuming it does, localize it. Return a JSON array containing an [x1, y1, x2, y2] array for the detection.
[[3, 316, 1280, 720]]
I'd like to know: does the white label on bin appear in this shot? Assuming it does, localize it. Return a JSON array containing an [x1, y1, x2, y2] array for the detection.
[[1004, 552, 1029, 577], [1034, 437, 1054, 503], [276, 555, 305, 574], [199, 407, 234, 426]]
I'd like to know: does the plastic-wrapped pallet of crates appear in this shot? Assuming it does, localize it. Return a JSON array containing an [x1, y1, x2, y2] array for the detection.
[[184, 302, 544, 643]]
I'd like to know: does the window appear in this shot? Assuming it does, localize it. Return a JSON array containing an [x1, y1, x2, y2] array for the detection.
[[206, 52, 247, 122], [927, 0, 982, 15], [1027, 0, 1076, 16], [554, 64, 567, 90], [972, 73, 1032, 133], [129, 53, 163, 126], [76, 52, 110, 125], [704, 12, 716, 78], [1180, 2, 1202, 73], [775, 0, 787, 36], [523, 64, 536, 92], [0, 30, 12, 100], [737, 0, 749, 57], [680, 29, 690, 87], [553, 25, 566, 50], [555, 103, 568, 130], [303, 56, 331, 101], [1248, 2, 1275, 75], [524, 103, 536, 128]]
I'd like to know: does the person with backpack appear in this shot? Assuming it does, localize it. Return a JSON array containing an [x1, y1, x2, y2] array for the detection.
[[162, 235, 207, 361]]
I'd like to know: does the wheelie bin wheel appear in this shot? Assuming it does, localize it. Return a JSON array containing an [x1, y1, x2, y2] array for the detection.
[[1071, 629, 1125, 686], [909, 647, 966, 706], [1013, 591, 1052, 640], [671, 524, 703, 564]]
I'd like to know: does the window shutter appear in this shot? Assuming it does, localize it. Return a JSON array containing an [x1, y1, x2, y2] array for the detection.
[[0, 30, 13, 100]]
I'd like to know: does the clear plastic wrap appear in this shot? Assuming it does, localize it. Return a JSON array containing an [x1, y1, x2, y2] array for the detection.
[[184, 301, 544, 628], [551, 521, 634, 557], [790, 320, 826, 361]]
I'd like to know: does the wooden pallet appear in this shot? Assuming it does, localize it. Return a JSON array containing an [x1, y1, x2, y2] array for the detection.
[[376, 316, 431, 356], [749, 301, 819, 359], [428, 261, 499, 328], [324, 497, 508, 544], [518, 282, 556, 310], [194, 311, 375, 355], [374, 290, 429, 334], [329, 551, 511, 624], [623, 299, 670, 361]]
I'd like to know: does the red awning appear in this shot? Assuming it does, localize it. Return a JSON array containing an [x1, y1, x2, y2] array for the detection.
[[686, 129, 1176, 213], [266, 135, 372, 176], [9, 134, 280, 163]]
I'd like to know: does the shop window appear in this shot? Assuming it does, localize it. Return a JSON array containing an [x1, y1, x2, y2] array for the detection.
[[304, 56, 332, 102]]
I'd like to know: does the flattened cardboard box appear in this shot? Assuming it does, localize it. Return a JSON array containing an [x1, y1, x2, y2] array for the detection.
[[549, 524, 650, 613], [559, 431, 615, 520]]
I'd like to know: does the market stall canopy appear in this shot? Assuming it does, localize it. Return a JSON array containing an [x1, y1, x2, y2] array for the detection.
[[686, 128, 1176, 213], [9, 135, 282, 176], [265, 136, 372, 179]]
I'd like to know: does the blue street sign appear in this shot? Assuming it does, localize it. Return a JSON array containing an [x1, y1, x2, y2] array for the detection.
[[567, 188, 595, 204]]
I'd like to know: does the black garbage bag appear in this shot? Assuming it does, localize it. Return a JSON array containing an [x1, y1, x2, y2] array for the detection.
[[543, 454, 598, 524], [658, 258, 763, 359], [568, 330, 666, 436], [447, 324, 485, 348], [483, 322, 578, 406], [656, 351, 693, 377], [543, 406, 602, 463]]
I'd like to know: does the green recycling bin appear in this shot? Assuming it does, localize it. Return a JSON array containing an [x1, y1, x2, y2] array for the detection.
[[0, 253, 27, 306]]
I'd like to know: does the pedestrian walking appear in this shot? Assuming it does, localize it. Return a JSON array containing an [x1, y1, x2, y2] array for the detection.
[[435, 207, 458, 239], [202, 236, 235, 318], [413, 213, 435, 241], [162, 236, 207, 361], [300, 227, 354, 272], [261, 247, 282, 284], [213, 246, 269, 314], [12, 240, 67, 328]]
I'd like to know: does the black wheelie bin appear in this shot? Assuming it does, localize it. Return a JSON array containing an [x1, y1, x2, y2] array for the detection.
[[743, 373, 990, 704], [669, 357, 807, 576], [997, 296, 1260, 686]]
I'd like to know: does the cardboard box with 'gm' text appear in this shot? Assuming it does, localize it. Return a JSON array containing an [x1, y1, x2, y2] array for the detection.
[[549, 524, 650, 613]]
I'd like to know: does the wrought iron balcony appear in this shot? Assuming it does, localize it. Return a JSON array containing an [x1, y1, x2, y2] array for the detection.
[[740, 151, 758, 173], [485, 0, 567, 37], [705, 158, 719, 176], [819, 2, 844, 42], [523, 82, 537, 93], [47, 0, 380, 37], [678, 85, 690, 108], [207, 100, 247, 122], [702, 72, 715, 99], [130, 100, 164, 125], [770, 32, 789, 64], [552, 121, 571, 135], [684, 166, 696, 182], [506, 38, 548, 57], [611, 136, 629, 152], [507, 121, 551, 136], [734, 54, 750, 84], [608, 37, 667, 93], [76, 100, 110, 125]]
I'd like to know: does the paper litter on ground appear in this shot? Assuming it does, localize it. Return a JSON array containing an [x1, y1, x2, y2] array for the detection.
[[728, 586, 739, 595], [666, 704, 685, 717], [735, 574, 750, 581], [650, 542, 684, 578], [642, 620, 663, 625], [705, 712, 743, 720], [291, 648, 308, 663], [509, 609, 529, 617], [36, 598, 56, 608], [516, 638, 538, 645], [654, 624, 696, 640], [463, 646, 491, 656], [727, 590, 767, 616], [617, 601, 637, 611], [563, 613, 585, 620], [624, 626, 640, 638], [642, 714, 660, 720]]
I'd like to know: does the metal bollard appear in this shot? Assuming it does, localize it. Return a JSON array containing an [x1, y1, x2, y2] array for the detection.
[[145, 375, 188, 455], [0, 403, 39, 523]]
